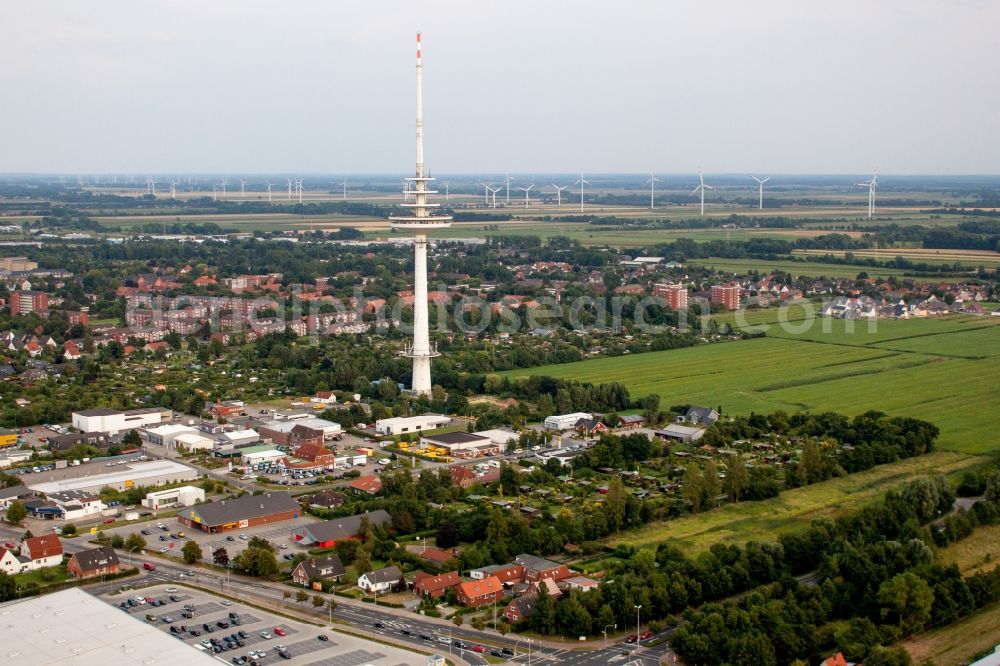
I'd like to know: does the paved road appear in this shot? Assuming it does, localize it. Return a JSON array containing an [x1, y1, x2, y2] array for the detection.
[[0, 524, 676, 665]]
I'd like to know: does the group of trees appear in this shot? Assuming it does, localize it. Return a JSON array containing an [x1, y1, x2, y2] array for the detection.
[[668, 471, 1000, 665]]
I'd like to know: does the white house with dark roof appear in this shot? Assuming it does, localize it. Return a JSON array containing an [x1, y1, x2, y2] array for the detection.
[[357, 565, 403, 594], [685, 406, 719, 426], [0, 546, 24, 575]]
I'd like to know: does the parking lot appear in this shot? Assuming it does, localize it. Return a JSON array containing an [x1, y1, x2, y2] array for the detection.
[[104, 511, 323, 563], [104, 583, 428, 666]]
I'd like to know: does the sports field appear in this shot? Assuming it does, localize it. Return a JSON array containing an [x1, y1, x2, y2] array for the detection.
[[501, 314, 1000, 454], [613, 450, 984, 552]]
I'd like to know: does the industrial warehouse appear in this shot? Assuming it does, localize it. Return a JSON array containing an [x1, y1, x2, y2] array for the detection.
[[26, 459, 198, 494], [177, 491, 300, 533], [289, 509, 391, 548]]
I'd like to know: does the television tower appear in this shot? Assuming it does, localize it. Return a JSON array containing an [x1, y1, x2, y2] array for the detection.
[[389, 32, 451, 396]]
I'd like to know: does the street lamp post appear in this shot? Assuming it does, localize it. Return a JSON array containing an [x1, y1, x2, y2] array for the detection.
[[634, 604, 642, 656], [128, 546, 139, 568], [603, 623, 617, 647]]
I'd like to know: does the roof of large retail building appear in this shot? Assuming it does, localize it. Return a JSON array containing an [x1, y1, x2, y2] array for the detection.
[[259, 418, 341, 433], [0, 587, 218, 665], [143, 424, 199, 436], [178, 491, 298, 527], [75, 407, 120, 416], [26, 460, 197, 494]]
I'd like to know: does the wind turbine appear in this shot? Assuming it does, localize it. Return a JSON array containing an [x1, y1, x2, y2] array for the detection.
[[149, 178, 157, 196], [286, 178, 293, 199], [340, 179, 348, 200], [170, 180, 177, 199], [517, 184, 534, 208], [266, 181, 273, 202], [402, 179, 411, 202], [645, 173, 660, 210], [551, 184, 569, 206], [486, 184, 501, 209], [504, 173, 513, 204], [856, 172, 878, 219], [220, 179, 227, 199], [691, 168, 713, 216], [239, 179, 246, 198], [443, 181, 449, 201], [750, 175, 770, 210], [480, 183, 492, 205], [574, 170, 591, 213], [296, 179, 303, 203], [211, 185, 218, 201]]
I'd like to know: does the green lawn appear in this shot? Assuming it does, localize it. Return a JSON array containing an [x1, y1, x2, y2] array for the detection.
[[14, 565, 70, 588], [501, 316, 1000, 454]]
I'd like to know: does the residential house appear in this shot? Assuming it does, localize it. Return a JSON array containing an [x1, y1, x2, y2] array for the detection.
[[685, 406, 719, 427], [456, 575, 504, 607], [22, 534, 63, 569], [413, 571, 461, 599], [66, 546, 120, 578], [503, 593, 537, 624], [311, 391, 337, 405], [291, 555, 346, 587], [308, 489, 345, 510], [560, 575, 600, 592], [469, 563, 524, 585], [527, 578, 562, 598], [574, 417, 608, 438], [513, 554, 572, 583], [0, 546, 24, 575], [348, 475, 383, 495], [357, 565, 403, 594], [617, 414, 646, 430]]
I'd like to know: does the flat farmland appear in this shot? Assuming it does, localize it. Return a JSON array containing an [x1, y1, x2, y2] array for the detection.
[[613, 450, 984, 552], [794, 247, 1000, 267], [685, 256, 914, 278], [501, 315, 1000, 453]]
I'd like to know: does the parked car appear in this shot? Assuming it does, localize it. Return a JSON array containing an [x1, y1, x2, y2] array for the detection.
[[273, 627, 286, 637]]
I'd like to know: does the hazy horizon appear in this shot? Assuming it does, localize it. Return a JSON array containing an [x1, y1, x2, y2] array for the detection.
[[2, 1, 999, 175]]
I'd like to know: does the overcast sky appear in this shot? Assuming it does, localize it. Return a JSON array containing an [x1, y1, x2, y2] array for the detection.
[[2, 1, 998, 175]]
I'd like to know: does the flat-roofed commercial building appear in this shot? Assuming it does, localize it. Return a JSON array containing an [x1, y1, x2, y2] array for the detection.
[[71, 407, 169, 436], [142, 485, 205, 510], [258, 417, 342, 444], [0, 587, 218, 665], [374, 414, 450, 436], [27, 459, 198, 494]]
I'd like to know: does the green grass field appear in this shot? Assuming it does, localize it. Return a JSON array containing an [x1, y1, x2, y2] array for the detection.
[[937, 523, 1000, 576], [612, 451, 984, 552], [902, 597, 1000, 666], [502, 315, 1000, 454]]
